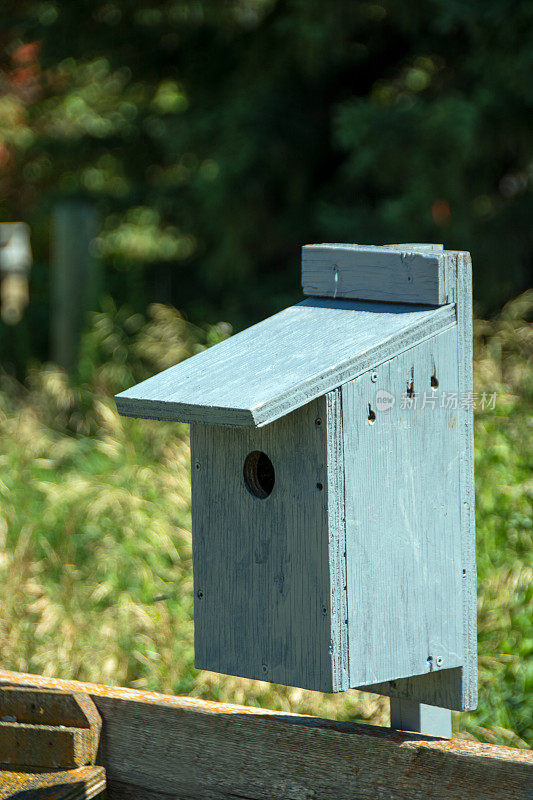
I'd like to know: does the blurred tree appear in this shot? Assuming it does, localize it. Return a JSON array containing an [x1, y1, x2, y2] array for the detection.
[[0, 0, 532, 369]]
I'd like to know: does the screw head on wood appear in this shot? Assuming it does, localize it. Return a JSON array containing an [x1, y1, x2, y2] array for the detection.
[[371, 372, 378, 382]]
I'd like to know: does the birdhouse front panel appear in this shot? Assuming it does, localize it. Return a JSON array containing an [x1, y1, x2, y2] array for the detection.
[[190, 393, 348, 693]]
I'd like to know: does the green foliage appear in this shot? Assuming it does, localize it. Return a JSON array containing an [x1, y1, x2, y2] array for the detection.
[[466, 291, 533, 746], [1, 0, 532, 369], [0, 295, 531, 747]]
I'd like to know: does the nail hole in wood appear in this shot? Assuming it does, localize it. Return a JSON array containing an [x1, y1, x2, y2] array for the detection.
[[431, 375, 439, 389], [316, 482, 323, 491], [368, 404, 376, 424], [243, 451, 275, 499]]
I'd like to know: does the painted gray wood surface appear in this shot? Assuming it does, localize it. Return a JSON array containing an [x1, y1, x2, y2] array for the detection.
[[191, 394, 348, 691], [363, 250, 477, 710], [2, 671, 531, 800], [114, 241, 476, 710], [341, 327, 463, 693], [390, 698, 452, 738], [325, 388, 349, 690], [190, 325, 468, 698], [367, 667, 465, 710], [455, 250, 477, 709], [385, 243, 443, 253], [302, 243, 454, 305], [116, 299, 455, 429]]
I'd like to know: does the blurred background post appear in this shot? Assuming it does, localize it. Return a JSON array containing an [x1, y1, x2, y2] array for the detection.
[[51, 201, 99, 370], [0, 222, 32, 326]]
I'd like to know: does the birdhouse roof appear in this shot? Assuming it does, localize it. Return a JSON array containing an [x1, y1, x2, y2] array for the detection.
[[115, 298, 454, 428]]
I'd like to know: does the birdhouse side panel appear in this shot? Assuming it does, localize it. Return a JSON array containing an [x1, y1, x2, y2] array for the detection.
[[190, 395, 344, 692], [342, 325, 465, 696], [358, 251, 477, 711]]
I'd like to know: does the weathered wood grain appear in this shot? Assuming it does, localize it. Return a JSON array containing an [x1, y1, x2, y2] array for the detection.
[[362, 249, 477, 711], [454, 249, 477, 709], [0, 766, 105, 800], [1, 671, 531, 800], [302, 243, 454, 305], [0, 688, 101, 769], [191, 393, 348, 691], [367, 667, 466, 712], [385, 244, 443, 253], [115, 299, 456, 428], [325, 387, 349, 690], [342, 327, 463, 693]]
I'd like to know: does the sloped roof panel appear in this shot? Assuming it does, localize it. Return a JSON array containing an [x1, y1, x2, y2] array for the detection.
[[115, 298, 455, 428]]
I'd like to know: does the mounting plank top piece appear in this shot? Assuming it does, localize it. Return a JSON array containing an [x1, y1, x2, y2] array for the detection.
[[115, 298, 455, 428], [302, 243, 450, 305]]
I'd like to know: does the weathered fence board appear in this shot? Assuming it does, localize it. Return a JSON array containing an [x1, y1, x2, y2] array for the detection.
[[1, 671, 530, 800], [0, 766, 105, 800]]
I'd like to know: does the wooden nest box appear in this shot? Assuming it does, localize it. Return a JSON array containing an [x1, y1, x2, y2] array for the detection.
[[116, 243, 477, 713]]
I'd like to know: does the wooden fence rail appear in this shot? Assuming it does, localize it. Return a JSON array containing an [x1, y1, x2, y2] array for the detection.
[[1, 670, 531, 800]]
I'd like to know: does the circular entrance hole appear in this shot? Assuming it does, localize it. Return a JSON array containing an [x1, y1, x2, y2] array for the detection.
[[243, 451, 275, 499]]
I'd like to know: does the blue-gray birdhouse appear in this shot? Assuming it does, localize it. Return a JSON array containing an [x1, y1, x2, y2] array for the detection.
[[116, 243, 477, 712]]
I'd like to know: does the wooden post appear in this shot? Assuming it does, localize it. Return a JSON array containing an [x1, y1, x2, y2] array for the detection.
[[51, 201, 99, 371], [390, 698, 452, 738]]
